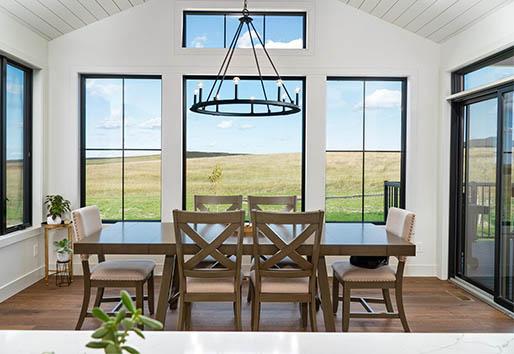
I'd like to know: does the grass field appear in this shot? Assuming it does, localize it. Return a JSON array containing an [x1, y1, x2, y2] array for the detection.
[[85, 151, 401, 221], [6, 160, 24, 227]]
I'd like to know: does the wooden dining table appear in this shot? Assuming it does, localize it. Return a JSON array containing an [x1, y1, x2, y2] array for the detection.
[[73, 222, 415, 332]]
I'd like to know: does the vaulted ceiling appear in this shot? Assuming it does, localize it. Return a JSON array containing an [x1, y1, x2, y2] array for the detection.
[[340, 0, 514, 43], [0, 0, 512, 43], [0, 0, 148, 40]]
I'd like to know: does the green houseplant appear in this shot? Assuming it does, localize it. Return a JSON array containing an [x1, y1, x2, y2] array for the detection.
[[87, 290, 163, 354], [53, 238, 72, 262], [45, 195, 71, 225]]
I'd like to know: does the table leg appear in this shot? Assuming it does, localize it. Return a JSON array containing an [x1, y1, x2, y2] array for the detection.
[[318, 256, 335, 332], [156, 255, 174, 327], [67, 227, 74, 282], [44, 228, 49, 285]]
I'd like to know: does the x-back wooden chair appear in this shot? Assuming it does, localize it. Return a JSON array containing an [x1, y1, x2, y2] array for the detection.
[[248, 195, 297, 213], [331, 207, 416, 332], [71, 206, 155, 330], [194, 195, 243, 212], [173, 209, 245, 331], [249, 210, 324, 331]]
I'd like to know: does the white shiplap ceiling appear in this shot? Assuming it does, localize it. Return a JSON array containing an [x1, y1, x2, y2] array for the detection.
[[0, 0, 148, 40], [340, 0, 514, 43]]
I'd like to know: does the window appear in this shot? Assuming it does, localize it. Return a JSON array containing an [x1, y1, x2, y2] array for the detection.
[[1, 58, 32, 236], [183, 76, 305, 212], [183, 11, 306, 49], [453, 47, 514, 92], [81, 75, 162, 221], [326, 78, 406, 223]]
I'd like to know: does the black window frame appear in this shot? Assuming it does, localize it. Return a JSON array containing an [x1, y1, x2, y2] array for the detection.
[[452, 46, 514, 94], [0, 57, 32, 236], [325, 76, 407, 225], [80, 74, 163, 223], [182, 11, 307, 49], [182, 75, 306, 212]]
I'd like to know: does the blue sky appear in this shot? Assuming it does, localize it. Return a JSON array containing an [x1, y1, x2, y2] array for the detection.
[[6, 65, 25, 161], [185, 14, 304, 49]]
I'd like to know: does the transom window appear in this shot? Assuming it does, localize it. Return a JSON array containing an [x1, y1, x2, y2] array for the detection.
[[183, 11, 306, 49], [326, 77, 407, 223], [1, 57, 32, 236], [81, 75, 162, 222]]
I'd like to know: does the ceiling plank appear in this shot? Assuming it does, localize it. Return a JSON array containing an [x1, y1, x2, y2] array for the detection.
[[429, 0, 511, 42], [360, 0, 381, 12], [381, 0, 416, 23], [76, 0, 109, 20], [113, 0, 132, 11], [41, 0, 87, 29], [18, 0, 75, 33], [371, 0, 400, 18], [58, 0, 97, 24], [347, 0, 365, 8], [393, 0, 438, 28], [404, 0, 459, 33], [0, 0, 62, 39], [95, 0, 120, 16]]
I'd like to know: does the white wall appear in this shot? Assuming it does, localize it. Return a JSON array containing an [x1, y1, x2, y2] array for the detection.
[[437, 2, 514, 279], [46, 0, 441, 277], [0, 10, 48, 301]]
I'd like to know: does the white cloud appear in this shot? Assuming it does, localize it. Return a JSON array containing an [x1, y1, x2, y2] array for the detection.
[[191, 35, 207, 48], [355, 89, 401, 110], [265, 38, 303, 49], [138, 117, 161, 130], [97, 118, 122, 130], [240, 124, 255, 130], [86, 79, 122, 98], [217, 120, 233, 129], [237, 30, 262, 48], [6, 82, 23, 95]]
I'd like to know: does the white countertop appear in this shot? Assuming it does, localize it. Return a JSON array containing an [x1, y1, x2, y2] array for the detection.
[[1, 331, 513, 354]]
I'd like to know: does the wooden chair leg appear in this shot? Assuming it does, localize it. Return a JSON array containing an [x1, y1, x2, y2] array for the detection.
[[395, 285, 410, 332], [185, 302, 192, 331], [332, 276, 339, 314], [247, 280, 253, 303], [76, 280, 91, 330], [251, 293, 261, 332], [93, 287, 104, 308], [300, 303, 308, 328], [177, 295, 185, 331], [342, 286, 351, 332], [136, 284, 144, 315], [147, 273, 155, 315], [309, 296, 318, 332], [235, 296, 242, 331], [382, 289, 394, 313]]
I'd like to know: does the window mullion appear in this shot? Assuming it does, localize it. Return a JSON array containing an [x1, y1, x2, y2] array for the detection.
[[0, 57, 5, 235], [121, 79, 125, 221]]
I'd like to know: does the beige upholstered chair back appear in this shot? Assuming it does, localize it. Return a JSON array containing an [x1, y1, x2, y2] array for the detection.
[[251, 210, 324, 287], [71, 206, 102, 261], [172, 210, 245, 293], [386, 207, 415, 262], [248, 195, 297, 213], [194, 195, 243, 212]]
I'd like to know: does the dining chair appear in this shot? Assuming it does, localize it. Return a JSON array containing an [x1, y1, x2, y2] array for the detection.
[[249, 210, 324, 331], [194, 195, 243, 212], [71, 206, 155, 330], [248, 195, 297, 213], [331, 207, 416, 332], [172, 209, 245, 331]]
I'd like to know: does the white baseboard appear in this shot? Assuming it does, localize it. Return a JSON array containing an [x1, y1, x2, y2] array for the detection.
[[0, 266, 44, 302]]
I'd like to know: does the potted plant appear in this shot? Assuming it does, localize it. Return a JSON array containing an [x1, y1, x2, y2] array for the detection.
[[45, 195, 71, 225], [53, 238, 72, 263], [87, 290, 163, 353]]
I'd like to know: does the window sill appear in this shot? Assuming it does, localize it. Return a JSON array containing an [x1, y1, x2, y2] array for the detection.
[[0, 226, 41, 250]]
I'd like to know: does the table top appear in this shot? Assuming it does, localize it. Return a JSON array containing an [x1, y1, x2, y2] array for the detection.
[[0, 331, 510, 354], [74, 222, 415, 257]]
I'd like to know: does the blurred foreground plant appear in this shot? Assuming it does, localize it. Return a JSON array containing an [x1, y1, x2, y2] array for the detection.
[[86, 290, 163, 354]]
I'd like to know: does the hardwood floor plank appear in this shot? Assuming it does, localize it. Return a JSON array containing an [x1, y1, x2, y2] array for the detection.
[[0, 277, 512, 332]]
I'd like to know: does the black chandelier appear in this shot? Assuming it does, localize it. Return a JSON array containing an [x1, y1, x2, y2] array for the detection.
[[189, 0, 302, 117]]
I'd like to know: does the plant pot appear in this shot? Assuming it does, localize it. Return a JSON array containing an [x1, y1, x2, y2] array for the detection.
[[56, 252, 70, 263], [47, 215, 62, 225]]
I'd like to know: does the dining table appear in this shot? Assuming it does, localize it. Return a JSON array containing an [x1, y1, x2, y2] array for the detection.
[[73, 222, 416, 332]]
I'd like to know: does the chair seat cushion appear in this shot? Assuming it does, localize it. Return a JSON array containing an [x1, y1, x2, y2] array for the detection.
[[186, 276, 239, 293], [91, 260, 155, 281], [250, 271, 310, 294], [332, 261, 396, 283]]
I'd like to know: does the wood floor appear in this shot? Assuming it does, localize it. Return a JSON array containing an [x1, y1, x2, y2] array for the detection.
[[0, 276, 512, 332]]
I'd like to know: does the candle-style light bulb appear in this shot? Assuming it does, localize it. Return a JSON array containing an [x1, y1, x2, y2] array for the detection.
[[198, 82, 203, 102], [295, 87, 301, 105], [277, 79, 283, 101], [282, 93, 287, 102], [250, 96, 255, 114], [194, 89, 199, 104], [233, 77, 240, 99]]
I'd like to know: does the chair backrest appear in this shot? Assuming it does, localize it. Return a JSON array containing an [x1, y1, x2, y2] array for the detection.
[[71, 206, 102, 261], [194, 195, 243, 212], [386, 207, 415, 262], [248, 195, 297, 213], [172, 210, 245, 293], [251, 210, 324, 289]]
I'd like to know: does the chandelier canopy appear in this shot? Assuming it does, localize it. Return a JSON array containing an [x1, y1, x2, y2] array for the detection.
[[189, 0, 302, 117]]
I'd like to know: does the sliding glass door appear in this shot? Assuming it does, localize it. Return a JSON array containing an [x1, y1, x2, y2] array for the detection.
[[499, 89, 514, 309]]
